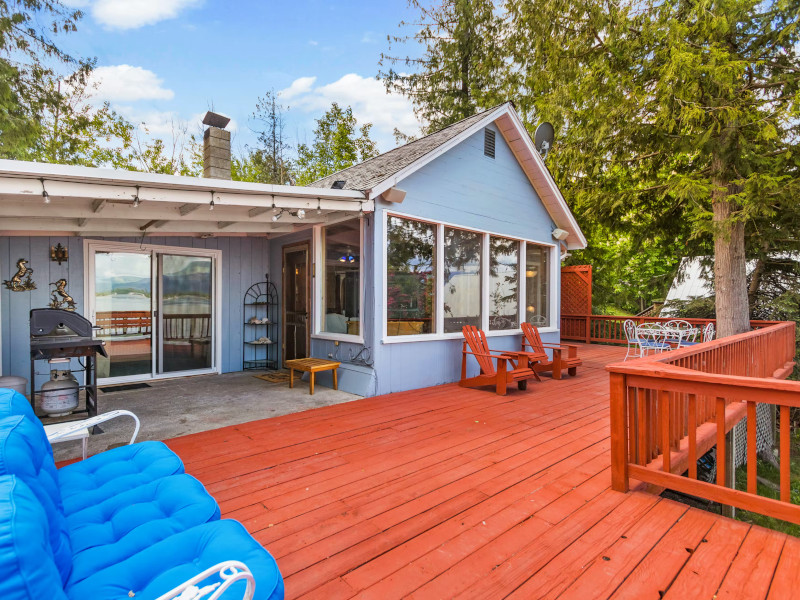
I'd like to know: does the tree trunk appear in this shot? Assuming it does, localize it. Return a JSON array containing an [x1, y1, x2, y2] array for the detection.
[[713, 197, 750, 337]]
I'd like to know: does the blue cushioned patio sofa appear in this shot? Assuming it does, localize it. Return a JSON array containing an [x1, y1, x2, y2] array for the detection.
[[0, 388, 284, 600]]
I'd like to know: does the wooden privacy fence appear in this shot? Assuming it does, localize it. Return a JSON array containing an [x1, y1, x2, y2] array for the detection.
[[561, 265, 592, 317], [562, 314, 782, 344], [608, 322, 800, 524]]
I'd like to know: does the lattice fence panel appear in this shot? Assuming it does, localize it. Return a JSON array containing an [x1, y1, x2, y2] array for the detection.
[[561, 265, 592, 315]]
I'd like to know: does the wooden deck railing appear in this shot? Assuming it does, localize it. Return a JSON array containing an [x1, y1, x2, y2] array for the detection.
[[96, 311, 211, 341], [562, 314, 781, 344], [608, 321, 800, 524]]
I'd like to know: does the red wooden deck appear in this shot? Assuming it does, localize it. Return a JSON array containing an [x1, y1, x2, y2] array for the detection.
[[165, 344, 800, 599]]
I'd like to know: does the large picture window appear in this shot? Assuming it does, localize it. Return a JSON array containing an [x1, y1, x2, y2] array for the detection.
[[488, 236, 519, 330], [443, 227, 482, 333], [382, 213, 554, 339], [321, 219, 361, 336], [386, 216, 436, 336], [525, 244, 550, 327]]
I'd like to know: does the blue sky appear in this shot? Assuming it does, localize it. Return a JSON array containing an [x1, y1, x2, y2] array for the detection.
[[59, 0, 422, 154]]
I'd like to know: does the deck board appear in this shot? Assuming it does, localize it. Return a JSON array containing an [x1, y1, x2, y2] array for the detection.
[[165, 343, 798, 599]]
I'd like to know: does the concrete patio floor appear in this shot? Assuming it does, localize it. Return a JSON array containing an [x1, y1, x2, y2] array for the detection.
[[51, 371, 359, 462]]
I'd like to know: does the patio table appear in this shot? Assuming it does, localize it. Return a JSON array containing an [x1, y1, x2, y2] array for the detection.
[[286, 358, 340, 395]]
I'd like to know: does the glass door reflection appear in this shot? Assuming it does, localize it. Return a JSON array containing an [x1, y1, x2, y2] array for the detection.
[[158, 254, 213, 373], [94, 251, 153, 379]]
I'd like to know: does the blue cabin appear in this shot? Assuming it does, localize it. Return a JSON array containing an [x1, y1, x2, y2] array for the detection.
[[0, 103, 586, 398]]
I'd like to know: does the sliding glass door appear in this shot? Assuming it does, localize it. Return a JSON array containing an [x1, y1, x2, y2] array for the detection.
[[158, 254, 213, 373], [89, 243, 218, 384], [94, 250, 153, 380]]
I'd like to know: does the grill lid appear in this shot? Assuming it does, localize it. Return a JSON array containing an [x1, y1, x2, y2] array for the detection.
[[30, 309, 94, 338]]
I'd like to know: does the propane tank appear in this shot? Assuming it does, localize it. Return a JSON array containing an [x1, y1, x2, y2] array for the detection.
[[40, 360, 79, 417]]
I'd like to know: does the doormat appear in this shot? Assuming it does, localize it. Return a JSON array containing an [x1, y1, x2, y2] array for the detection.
[[254, 372, 291, 383], [100, 383, 152, 393]]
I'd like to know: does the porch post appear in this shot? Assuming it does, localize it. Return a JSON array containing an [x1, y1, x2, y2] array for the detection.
[[610, 372, 629, 492]]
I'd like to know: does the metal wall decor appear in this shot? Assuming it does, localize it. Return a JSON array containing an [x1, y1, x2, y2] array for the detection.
[[3, 258, 36, 291], [49, 278, 76, 311], [50, 243, 69, 265]]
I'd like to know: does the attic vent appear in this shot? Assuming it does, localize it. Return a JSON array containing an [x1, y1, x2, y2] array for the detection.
[[484, 128, 496, 159], [332, 180, 346, 189]]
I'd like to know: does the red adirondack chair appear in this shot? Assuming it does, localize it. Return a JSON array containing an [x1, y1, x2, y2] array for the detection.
[[521, 322, 582, 379], [460, 325, 541, 395]]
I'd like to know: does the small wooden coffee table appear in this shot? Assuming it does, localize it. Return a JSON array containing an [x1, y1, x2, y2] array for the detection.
[[285, 358, 340, 395]]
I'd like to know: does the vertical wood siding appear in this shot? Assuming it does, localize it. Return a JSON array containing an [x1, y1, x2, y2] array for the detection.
[[0, 235, 269, 388]]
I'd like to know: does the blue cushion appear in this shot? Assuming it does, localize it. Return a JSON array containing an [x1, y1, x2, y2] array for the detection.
[[0, 388, 37, 422], [0, 475, 69, 600], [66, 520, 284, 600], [67, 474, 221, 585], [58, 441, 184, 514], [0, 415, 72, 584]]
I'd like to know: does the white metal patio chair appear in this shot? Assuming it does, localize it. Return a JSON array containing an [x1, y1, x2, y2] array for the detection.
[[663, 319, 696, 347], [681, 322, 715, 346], [623, 319, 642, 360], [636, 323, 672, 356]]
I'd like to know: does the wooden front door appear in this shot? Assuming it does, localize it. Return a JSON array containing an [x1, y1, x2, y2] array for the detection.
[[282, 243, 310, 364]]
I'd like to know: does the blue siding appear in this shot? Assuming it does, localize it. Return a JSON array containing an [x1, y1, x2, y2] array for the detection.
[[0, 235, 269, 389], [370, 123, 562, 395]]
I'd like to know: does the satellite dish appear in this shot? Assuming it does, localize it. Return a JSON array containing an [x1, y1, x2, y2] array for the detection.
[[534, 122, 555, 159]]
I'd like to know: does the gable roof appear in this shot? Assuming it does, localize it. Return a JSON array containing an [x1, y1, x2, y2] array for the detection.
[[309, 102, 587, 249], [311, 108, 492, 192]]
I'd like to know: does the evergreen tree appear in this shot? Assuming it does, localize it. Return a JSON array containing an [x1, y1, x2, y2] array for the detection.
[[505, 0, 800, 336], [294, 103, 378, 185], [380, 0, 504, 133]]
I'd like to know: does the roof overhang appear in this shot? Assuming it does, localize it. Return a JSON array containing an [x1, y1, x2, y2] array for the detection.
[[0, 160, 370, 237], [368, 105, 587, 250]]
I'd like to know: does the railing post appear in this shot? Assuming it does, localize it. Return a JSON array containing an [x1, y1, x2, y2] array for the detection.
[[585, 315, 591, 344], [610, 372, 629, 492]]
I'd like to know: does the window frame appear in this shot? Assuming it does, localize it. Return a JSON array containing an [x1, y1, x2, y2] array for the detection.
[[312, 217, 365, 344], [384, 213, 439, 339], [381, 210, 560, 344]]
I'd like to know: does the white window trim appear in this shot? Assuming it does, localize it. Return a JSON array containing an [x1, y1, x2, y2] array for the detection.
[[381, 210, 559, 344], [312, 217, 365, 344], [83, 239, 223, 383]]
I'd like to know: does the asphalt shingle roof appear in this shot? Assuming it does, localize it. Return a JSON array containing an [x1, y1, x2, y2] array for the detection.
[[310, 104, 509, 192]]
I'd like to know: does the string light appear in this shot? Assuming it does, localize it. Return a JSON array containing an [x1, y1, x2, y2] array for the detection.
[[209, 191, 215, 211], [132, 185, 140, 208], [296, 209, 306, 219], [272, 210, 283, 222], [316, 198, 322, 214], [41, 179, 50, 204], [271, 194, 278, 214]]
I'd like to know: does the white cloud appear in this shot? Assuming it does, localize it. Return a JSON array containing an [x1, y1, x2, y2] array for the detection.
[[88, 65, 174, 102], [83, 0, 202, 29], [308, 40, 319, 46], [280, 76, 317, 100], [279, 73, 419, 151]]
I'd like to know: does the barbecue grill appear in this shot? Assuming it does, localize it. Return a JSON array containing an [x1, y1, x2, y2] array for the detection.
[[29, 309, 106, 421]]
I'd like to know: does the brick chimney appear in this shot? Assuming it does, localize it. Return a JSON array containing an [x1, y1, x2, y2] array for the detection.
[[202, 111, 231, 180]]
